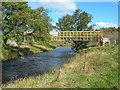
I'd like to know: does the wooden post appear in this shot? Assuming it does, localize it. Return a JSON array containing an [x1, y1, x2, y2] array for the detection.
[[108, 37, 110, 46], [56, 67, 61, 81]]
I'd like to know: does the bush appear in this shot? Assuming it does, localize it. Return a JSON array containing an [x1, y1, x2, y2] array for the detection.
[[72, 41, 89, 52]]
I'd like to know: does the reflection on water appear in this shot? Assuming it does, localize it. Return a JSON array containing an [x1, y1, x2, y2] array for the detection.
[[2, 46, 74, 83]]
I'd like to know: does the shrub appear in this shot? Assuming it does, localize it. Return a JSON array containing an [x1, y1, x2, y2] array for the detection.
[[72, 41, 89, 52]]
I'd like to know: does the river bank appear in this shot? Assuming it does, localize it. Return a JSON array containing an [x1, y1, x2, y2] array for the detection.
[[2, 45, 118, 88], [1, 41, 71, 61]]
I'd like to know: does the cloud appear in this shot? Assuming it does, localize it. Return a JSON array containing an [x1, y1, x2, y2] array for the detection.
[[94, 22, 118, 29], [28, 0, 77, 25], [29, 0, 77, 16], [40, 0, 77, 11]]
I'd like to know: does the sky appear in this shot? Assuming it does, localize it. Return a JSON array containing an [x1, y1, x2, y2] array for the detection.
[[28, 1, 118, 30]]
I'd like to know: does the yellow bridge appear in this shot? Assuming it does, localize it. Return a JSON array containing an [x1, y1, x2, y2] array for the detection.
[[50, 31, 103, 42]]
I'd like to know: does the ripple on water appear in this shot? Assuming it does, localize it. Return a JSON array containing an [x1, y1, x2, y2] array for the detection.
[[2, 46, 74, 83]]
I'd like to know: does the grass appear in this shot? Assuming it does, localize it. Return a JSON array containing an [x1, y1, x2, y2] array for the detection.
[[20, 44, 53, 53], [49, 41, 72, 47], [2, 45, 118, 88], [1, 44, 53, 61], [1, 41, 66, 61]]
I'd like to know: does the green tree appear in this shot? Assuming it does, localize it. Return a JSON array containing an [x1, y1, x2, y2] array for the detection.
[[2, 2, 52, 46], [56, 9, 92, 31], [73, 10, 92, 31], [2, 2, 31, 46], [24, 7, 52, 44], [56, 14, 73, 31]]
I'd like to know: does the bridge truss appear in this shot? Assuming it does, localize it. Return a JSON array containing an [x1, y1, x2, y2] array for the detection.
[[50, 31, 103, 43]]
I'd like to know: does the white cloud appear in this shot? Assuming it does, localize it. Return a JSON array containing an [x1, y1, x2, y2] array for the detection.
[[29, 0, 77, 16], [94, 22, 118, 29], [40, 0, 76, 11], [28, 0, 77, 25]]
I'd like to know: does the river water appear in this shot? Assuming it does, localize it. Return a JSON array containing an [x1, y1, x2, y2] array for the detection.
[[2, 46, 74, 83]]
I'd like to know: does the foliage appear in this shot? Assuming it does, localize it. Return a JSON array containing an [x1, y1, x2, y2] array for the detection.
[[56, 9, 92, 31], [1, 43, 54, 61], [72, 10, 92, 31], [2, 2, 31, 45], [72, 41, 88, 52], [56, 14, 73, 31], [2, 2, 52, 46], [96, 27, 118, 45], [1, 2, 52, 60], [28, 7, 52, 43]]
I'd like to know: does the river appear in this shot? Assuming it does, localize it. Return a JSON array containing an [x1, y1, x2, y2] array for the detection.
[[2, 46, 74, 83]]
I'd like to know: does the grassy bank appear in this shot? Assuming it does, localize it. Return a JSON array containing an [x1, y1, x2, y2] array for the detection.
[[3, 45, 118, 88], [1, 43, 53, 61], [1, 41, 71, 61], [49, 41, 72, 47]]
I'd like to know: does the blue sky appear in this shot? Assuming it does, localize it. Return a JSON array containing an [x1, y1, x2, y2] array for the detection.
[[28, 1, 118, 29]]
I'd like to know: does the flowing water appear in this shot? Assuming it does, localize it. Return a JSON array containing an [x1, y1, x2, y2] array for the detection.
[[2, 46, 74, 83]]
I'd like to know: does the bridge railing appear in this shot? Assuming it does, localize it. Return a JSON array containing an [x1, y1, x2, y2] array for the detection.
[[50, 31, 103, 41]]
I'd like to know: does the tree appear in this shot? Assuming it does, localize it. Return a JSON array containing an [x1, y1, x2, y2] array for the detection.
[[56, 9, 92, 31], [2, 2, 52, 46], [33, 7, 52, 42], [97, 27, 118, 42], [2, 2, 32, 46], [23, 7, 52, 44], [56, 14, 73, 31], [74, 11, 92, 31]]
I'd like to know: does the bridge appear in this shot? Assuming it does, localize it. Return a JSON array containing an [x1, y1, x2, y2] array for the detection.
[[50, 31, 103, 43]]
